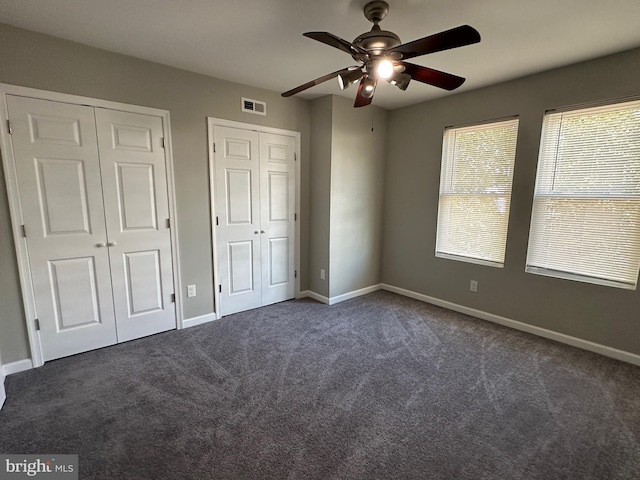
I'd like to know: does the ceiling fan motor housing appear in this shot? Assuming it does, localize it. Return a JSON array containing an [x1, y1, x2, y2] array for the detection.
[[352, 26, 401, 55], [353, 1, 400, 56]]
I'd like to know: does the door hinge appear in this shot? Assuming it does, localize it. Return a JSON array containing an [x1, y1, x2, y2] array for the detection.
[[213, 143, 216, 153], [171, 293, 176, 303], [7, 120, 12, 135], [161, 137, 165, 149], [294, 270, 297, 279], [35, 318, 40, 331], [21, 224, 26, 238], [216, 216, 219, 226], [294, 213, 297, 222], [167, 218, 171, 228], [219, 284, 222, 293], [294, 152, 297, 161]]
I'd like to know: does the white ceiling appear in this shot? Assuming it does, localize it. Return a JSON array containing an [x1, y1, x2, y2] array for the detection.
[[1, 0, 639, 110]]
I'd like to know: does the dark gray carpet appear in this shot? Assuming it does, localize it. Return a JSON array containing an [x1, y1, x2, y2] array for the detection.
[[1, 291, 639, 479]]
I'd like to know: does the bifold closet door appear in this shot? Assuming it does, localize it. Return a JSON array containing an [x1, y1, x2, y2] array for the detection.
[[95, 108, 176, 342], [7, 95, 176, 361], [214, 125, 296, 316], [7, 96, 118, 360]]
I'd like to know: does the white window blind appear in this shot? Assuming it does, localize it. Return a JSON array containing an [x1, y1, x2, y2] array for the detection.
[[526, 99, 640, 289], [436, 118, 519, 267]]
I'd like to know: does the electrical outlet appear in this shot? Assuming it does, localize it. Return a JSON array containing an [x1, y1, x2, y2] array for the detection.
[[320, 269, 326, 280], [470, 280, 478, 293], [187, 284, 197, 297]]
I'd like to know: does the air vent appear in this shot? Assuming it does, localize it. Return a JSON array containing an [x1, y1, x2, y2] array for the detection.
[[242, 97, 266, 115]]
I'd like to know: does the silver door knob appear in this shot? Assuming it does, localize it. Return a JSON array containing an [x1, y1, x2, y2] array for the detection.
[[107, 241, 117, 247], [96, 242, 106, 248]]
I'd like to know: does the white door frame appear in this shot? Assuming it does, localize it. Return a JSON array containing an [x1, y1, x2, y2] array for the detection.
[[0, 84, 184, 368], [207, 118, 301, 318]]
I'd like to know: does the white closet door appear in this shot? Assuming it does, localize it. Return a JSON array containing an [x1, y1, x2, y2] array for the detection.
[[7, 96, 117, 361], [95, 108, 176, 342], [259, 132, 296, 306], [214, 126, 262, 315], [213, 125, 296, 316]]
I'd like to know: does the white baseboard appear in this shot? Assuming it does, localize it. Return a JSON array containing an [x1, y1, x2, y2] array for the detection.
[[381, 284, 640, 367], [2, 358, 33, 376], [328, 284, 383, 305], [0, 354, 34, 413], [298, 285, 383, 306], [298, 290, 330, 305], [182, 313, 217, 329]]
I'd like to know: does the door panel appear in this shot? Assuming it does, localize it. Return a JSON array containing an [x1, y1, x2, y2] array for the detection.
[[228, 241, 255, 294], [49, 257, 101, 329], [29, 114, 81, 145], [7, 95, 118, 360], [267, 172, 289, 222], [116, 163, 158, 230], [226, 169, 253, 224], [95, 108, 175, 342], [112, 123, 153, 151], [214, 126, 262, 315], [36, 158, 91, 235], [124, 250, 164, 315], [259, 132, 296, 306], [268, 237, 290, 286]]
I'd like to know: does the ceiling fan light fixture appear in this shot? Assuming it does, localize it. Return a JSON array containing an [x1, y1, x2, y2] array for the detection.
[[337, 69, 364, 90], [389, 72, 411, 91], [376, 58, 394, 79], [361, 76, 377, 98]]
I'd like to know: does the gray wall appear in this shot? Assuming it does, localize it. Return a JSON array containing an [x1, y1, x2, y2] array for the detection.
[[329, 96, 387, 297], [308, 97, 333, 297], [0, 148, 28, 362], [308, 95, 388, 299], [382, 47, 640, 355], [0, 23, 311, 363]]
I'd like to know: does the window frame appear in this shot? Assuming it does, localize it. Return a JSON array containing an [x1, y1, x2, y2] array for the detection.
[[435, 117, 520, 268], [525, 97, 640, 290]]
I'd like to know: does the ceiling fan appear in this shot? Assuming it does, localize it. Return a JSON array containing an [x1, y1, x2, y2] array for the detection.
[[282, 0, 480, 107]]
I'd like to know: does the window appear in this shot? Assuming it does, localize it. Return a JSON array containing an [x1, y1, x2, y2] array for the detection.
[[436, 118, 519, 267], [526, 99, 640, 289]]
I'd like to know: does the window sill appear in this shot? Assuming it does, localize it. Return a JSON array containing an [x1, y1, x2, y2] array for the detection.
[[525, 266, 637, 290], [436, 252, 504, 268]]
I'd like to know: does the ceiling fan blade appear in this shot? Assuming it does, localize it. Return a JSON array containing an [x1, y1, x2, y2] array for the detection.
[[282, 67, 359, 97], [304, 32, 368, 57], [401, 62, 465, 91], [389, 25, 480, 60], [354, 76, 377, 108]]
